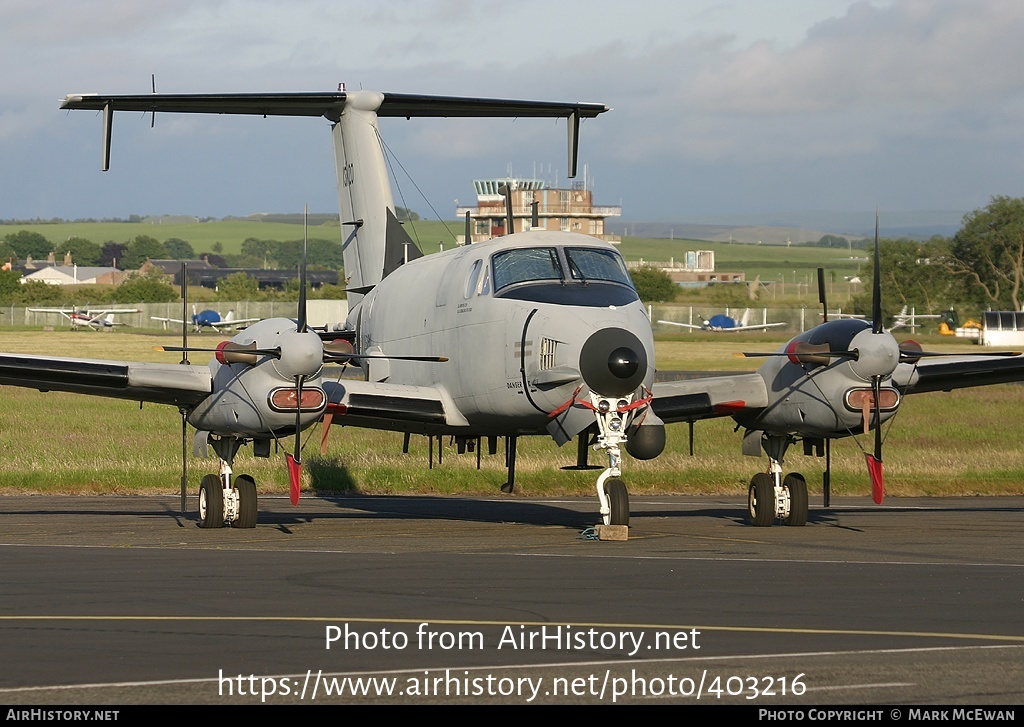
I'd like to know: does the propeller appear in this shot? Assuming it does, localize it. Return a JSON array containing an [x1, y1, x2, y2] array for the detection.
[[286, 206, 312, 506], [865, 212, 885, 504]]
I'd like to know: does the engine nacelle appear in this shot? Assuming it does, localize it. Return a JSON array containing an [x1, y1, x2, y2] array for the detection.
[[626, 421, 665, 460]]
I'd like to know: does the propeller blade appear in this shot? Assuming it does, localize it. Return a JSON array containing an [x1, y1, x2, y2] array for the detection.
[[324, 352, 450, 363], [865, 453, 884, 504], [872, 211, 883, 334], [899, 338, 1021, 363], [297, 205, 308, 334], [867, 372, 885, 504], [155, 342, 282, 364], [286, 453, 302, 506], [735, 342, 858, 366], [287, 373, 305, 505]]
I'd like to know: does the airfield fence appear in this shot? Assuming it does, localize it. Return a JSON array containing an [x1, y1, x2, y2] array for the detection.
[[9, 300, 349, 332]]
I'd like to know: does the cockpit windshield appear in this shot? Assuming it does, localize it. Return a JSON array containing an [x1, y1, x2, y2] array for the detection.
[[492, 248, 562, 290], [565, 247, 633, 285], [489, 246, 639, 307]]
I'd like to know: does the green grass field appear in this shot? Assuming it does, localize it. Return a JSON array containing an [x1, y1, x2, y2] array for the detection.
[[0, 329, 1020, 500]]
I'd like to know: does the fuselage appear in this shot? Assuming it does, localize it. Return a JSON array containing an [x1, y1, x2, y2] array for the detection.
[[347, 231, 656, 436]]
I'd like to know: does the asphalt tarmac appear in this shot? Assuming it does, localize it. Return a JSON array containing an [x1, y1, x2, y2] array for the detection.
[[0, 493, 1021, 706]]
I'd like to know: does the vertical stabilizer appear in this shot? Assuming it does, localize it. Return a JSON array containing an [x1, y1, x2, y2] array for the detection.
[[332, 91, 397, 301]]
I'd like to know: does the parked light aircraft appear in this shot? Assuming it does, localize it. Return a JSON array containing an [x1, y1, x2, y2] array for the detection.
[[152, 305, 259, 333], [889, 305, 941, 332], [0, 87, 1022, 532], [28, 307, 138, 331], [659, 308, 787, 332]]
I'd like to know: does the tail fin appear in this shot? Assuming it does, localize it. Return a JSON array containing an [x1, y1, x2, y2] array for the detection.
[[60, 89, 608, 309], [331, 91, 424, 298]]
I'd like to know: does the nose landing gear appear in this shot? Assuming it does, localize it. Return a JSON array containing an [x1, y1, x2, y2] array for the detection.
[[590, 392, 641, 527]]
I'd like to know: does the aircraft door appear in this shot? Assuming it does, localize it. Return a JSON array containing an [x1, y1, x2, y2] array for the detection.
[[504, 307, 549, 414]]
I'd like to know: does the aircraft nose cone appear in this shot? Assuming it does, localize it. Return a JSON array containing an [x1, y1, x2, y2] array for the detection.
[[580, 327, 648, 397], [608, 346, 641, 380]]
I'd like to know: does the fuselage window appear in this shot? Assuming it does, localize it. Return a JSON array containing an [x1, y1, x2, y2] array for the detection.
[[565, 247, 634, 287], [492, 247, 562, 291]]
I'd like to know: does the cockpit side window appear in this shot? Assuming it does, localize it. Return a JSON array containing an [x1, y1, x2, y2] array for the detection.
[[565, 247, 634, 287], [465, 260, 482, 299], [492, 248, 562, 291]]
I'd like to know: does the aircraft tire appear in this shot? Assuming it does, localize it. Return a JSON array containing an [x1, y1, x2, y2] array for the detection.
[[604, 477, 630, 526], [199, 474, 224, 529], [235, 475, 258, 529], [782, 473, 808, 527], [748, 473, 775, 527]]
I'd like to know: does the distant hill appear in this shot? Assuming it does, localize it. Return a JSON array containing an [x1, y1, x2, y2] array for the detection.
[[608, 210, 966, 243]]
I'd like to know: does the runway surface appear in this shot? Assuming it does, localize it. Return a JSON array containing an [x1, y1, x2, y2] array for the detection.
[[0, 493, 1021, 705]]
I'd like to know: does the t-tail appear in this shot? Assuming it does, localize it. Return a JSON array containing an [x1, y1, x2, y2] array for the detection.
[[60, 88, 608, 310]]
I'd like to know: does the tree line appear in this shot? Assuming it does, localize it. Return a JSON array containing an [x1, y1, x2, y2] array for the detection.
[[852, 196, 1024, 321]]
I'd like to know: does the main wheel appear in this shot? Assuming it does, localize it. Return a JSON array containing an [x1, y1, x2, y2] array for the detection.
[[782, 473, 808, 527], [748, 472, 775, 527], [235, 474, 258, 529], [604, 477, 630, 526], [199, 474, 224, 529]]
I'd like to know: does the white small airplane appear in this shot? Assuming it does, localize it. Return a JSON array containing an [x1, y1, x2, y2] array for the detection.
[[29, 307, 138, 331], [152, 305, 259, 333], [889, 305, 940, 331], [659, 308, 787, 332]]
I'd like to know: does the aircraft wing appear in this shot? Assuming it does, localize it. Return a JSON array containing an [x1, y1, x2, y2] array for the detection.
[[894, 354, 1024, 394], [650, 373, 769, 423], [321, 378, 469, 432], [28, 308, 74, 318], [725, 322, 788, 332], [210, 318, 260, 329], [0, 353, 211, 407], [151, 316, 185, 324], [657, 320, 704, 330]]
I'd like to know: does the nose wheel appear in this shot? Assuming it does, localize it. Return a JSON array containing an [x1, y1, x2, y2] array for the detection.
[[600, 475, 629, 526]]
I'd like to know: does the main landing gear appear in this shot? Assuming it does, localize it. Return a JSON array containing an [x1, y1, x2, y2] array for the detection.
[[197, 436, 258, 529], [746, 435, 808, 528]]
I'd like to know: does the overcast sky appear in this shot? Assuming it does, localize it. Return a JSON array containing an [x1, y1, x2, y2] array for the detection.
[[2, 0, 1023, 228]]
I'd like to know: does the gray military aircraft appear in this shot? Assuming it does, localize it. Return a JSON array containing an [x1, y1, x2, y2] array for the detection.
[[0, 87, 1021, 531]]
